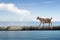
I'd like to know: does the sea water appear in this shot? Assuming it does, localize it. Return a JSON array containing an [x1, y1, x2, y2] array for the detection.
[[0, 31, 60, 40], [0, 21, 60, 26]]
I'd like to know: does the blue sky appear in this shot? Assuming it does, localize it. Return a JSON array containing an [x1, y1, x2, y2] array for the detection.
[[0, 0, 60, 22]]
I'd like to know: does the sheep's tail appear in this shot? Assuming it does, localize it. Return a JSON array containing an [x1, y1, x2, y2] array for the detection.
[[51, 17, 52, 20]]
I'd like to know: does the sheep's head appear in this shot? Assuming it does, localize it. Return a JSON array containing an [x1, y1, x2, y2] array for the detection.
[[36, 17, 40, 19]]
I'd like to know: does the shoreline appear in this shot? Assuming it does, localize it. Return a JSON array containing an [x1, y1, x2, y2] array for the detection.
[[0, 26, 60, 31]]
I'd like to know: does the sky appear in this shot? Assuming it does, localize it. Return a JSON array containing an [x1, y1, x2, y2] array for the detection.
[[0, 0, 60, 22]]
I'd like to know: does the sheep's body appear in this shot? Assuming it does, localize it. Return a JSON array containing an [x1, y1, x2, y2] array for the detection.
[[39, 18, 52, 23], [37, 17, 52, 27]]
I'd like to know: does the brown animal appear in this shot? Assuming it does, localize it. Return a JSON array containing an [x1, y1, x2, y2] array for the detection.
[[37, 17, 52, 27]]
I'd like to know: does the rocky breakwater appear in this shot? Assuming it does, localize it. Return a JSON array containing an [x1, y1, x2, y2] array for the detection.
[[0, 26, 60, 31]]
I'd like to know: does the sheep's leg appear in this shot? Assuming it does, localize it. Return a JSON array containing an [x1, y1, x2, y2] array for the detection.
[[39, 23, 41, 26], [51, 22, 52, 30], [51, 22, 52, 26], [43, 23, 45, 29], [49, 23, 50, 27], [43, 23, 44, 27], [48, 23, 50, 29]]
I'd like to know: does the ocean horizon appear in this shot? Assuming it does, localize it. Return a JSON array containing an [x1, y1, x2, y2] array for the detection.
[[0, 21, 60, 26]]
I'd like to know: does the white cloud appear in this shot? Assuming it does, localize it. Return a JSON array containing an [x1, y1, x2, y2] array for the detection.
[[0, 3, 30, 21]]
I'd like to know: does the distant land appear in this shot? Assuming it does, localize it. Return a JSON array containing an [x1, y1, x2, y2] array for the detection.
[[0, 26, 60, 31], [0, 21, 60, 26]]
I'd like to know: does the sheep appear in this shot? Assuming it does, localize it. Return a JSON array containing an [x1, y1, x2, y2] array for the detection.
[[36, 17, 52, 27]]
